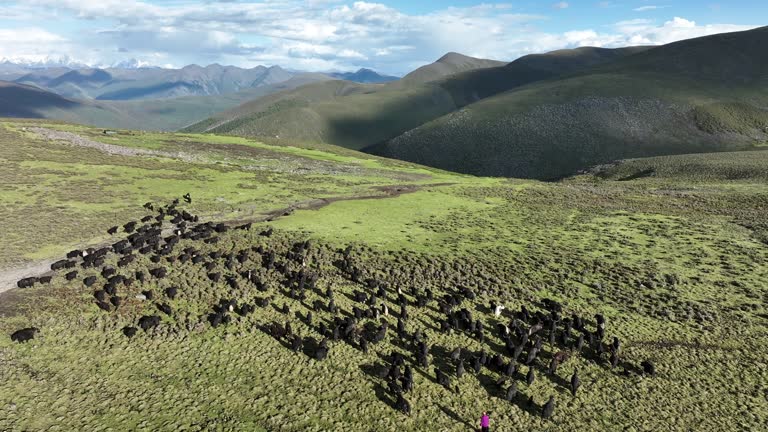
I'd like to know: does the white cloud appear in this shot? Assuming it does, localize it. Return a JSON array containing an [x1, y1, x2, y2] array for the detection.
[[553, 2, 569, 9], [0, 27, 73, 62], [634, 5, 668, 12], [0, 1, 761, 75]]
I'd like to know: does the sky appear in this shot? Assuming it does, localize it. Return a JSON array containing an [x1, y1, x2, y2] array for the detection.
[[0, 0, 764, 74]]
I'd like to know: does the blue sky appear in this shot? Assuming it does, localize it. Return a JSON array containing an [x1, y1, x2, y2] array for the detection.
[[0, 1, 763, 74]]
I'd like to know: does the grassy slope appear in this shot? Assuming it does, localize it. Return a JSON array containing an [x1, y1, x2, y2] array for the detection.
[[184, 49, 651, 152], [182, 54, 514, 150], [395, 52, 506, 86], [0, 119, 449, 269], [371, 27, 768, 179], [0, 120, 766, 431]]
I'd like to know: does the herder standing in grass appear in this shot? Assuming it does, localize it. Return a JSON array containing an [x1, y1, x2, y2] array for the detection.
[[480, 412, 490, 432]]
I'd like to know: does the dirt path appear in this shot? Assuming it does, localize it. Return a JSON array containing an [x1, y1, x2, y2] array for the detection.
[[0, 260, 57, 294], [29, 127, 198, 162], [0, 183, 454, 294], [224, 183, 454, 223]]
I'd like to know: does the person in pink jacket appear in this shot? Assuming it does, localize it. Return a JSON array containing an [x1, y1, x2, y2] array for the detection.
[[480, 412, 490, 432]]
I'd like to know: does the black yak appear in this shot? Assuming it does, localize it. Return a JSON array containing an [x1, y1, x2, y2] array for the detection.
[[314, 340, 329, 361], [570, 369, 580, 396], [138, 315, 161, 331], [93, 290, 107, 302], [505, 382, 518, 402], [123, 221, 137, 233], [435, 368, 451, 389], [395, 394, 411, 415], [156, 303, 172, 315], [542, 396, 555, 419], [401, 366, 413, 392], [548, 357, 559, 375], [165, 287, 178, 300], [450, 347, 462, 362], [641, 360, 656, 376], [11, 327, 39, 343], [17, 277, 37, 288], [51, 259, 69, 271], [149, 267, 167, 279], [122, 326, 138, 338], [526, 367, 535, 385]]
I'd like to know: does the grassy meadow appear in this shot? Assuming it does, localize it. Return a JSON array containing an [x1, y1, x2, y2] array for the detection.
[[0, 120, 766, 431]]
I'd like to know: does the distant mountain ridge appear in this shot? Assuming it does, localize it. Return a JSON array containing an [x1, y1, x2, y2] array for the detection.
[[5, 61, 400, 101], [185, 26, 768, 180], [328, 68, 399, 83], [0, 73, 335, 131], [11, 64, 300, 101], [183, 48, 647, 150], [182, 52, 510, 147]]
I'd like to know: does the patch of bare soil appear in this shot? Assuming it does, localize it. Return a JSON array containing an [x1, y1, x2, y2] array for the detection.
[[30, 127, 197, 162], [0, 261, 55, 295]]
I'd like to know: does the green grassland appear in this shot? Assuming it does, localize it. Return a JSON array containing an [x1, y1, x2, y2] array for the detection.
[[0, 121, 766, 431], [0, 119, 452, 269]]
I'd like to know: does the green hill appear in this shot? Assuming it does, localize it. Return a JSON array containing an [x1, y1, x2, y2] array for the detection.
[[182, 53, 509, 149], [186, 28, 768, 180], [369, 27, 768, 179], [184, 48, 643, 150], [396, 52, 506, 85]]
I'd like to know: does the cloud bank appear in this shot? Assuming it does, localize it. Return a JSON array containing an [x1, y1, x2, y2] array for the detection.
[[0, 1, 760, 74]]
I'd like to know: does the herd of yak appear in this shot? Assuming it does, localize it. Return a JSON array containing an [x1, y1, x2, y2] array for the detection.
[[10, 195, 656, 421]]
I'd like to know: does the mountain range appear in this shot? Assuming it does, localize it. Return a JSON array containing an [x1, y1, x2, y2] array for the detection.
[[0, 74, 336, 130], [181, 52, 510, 147], [186, 26, 768, 179], [3, 27, 768, 179], [327, 68, 399, 83], [0, 62, 400, 129], [11, 64, 303, 100]]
